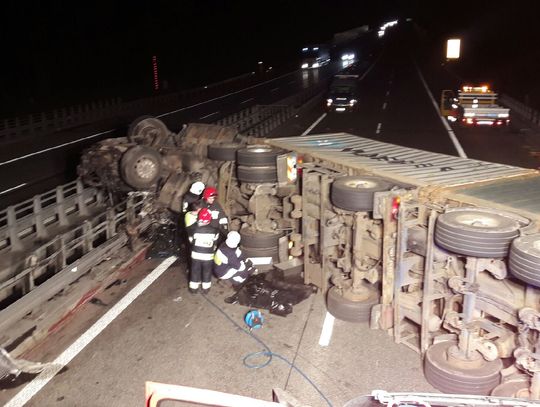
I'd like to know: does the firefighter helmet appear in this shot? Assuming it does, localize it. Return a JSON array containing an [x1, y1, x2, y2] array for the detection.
[[203, 187, 218, 201], [189, 181, 205, 195], [198, 208, 212, 224]]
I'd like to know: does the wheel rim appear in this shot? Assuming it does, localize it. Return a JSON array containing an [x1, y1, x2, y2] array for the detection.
[[344, 179, 378, 189], [134, 157, 158, 179], [248, 147, 271, 153], [454, 213, 502, 229]]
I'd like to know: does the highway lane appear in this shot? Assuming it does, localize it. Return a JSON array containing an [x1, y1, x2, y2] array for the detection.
[[0, 63, 344, 209], [306, 27, 540, 171]]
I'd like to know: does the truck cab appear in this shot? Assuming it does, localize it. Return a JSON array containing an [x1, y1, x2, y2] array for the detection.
[[440, 85, 510, 126], [300, 45, 330, 69], [325, 74, 359, 112]]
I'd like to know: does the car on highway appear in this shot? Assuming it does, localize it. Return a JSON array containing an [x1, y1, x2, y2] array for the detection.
[[325, 74, 359, 112]]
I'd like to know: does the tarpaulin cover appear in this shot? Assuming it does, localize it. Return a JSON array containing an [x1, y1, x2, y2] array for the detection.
[[226, 272, 316, 316]]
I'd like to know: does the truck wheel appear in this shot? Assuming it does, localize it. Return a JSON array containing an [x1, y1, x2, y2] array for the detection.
[[435, 210, 520, 258], [127, 116, 169, 145], [120, 146, 162, 190], [207, 142, 243, 161], [237, 165, 277, 183], [239, 228, 284, 249], [241, 246, 279, 264], [509, 233, 540, 287], [326, 287, 379, 323], [237, 145, 283, 166], [424, 341, 502, 395], [331, 176, 392, 212], [491, 378, 531, 398]]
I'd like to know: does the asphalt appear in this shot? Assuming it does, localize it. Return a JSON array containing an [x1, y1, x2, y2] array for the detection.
[[0, 257, 436, 407]]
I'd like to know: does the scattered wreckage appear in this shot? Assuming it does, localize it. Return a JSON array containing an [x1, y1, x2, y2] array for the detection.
[[75, 116, 540, 399]]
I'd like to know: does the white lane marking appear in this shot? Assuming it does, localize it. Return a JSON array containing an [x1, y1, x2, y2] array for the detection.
[[4, 256, 178, 407], [386, 90, 390, 97], [318, 312, 335, 347], [240, 98, 254, 104], [271, 87, 279, 92], [0, 183, 27, 196], [157, 69, 299, 118], [199, 111, 219, 120], [1, 70, 301, 168], [0, 129, 115, 168], [301, 113, 327, 136], [382, 102, 387, 110], [415, 63, 467, 158], [376, 123, 382, 134]]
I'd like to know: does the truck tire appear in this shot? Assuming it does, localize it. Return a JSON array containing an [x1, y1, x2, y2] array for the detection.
[[326, 287, 379, 323], [331, 176, 392, 212], [241, 246, 279, 264], [207, 142, 243, 161], [237, 145, 283, 166], [424, 341, 502, 395], [435, 210, 520, 258], [509, 234, 540, 287], [120, 146, 162, 190], [239, 228, 284, 249], [237, 165, 277, 183], [127, 116, 169, 145]]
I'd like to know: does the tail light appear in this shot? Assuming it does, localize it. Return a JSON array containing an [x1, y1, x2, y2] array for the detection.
[[391, 197, 401, 220]]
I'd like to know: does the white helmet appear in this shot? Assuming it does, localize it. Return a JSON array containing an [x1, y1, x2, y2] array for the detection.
[[189, 181, 205, 195], [226, 231, 241, 248]]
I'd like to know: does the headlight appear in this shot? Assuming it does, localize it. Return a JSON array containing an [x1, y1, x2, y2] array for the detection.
[[498, 113, 509, 118], [326, 99, 333, 106], [301, 63, 308, 69], [451, 103, 458, 109], [349, 99, 357, 105], [341, 55, 348, 60], [312, 63, 320, 68], [349, 53, 355, 59]]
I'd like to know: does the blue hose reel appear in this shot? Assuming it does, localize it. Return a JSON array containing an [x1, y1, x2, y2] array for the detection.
[[244, 310, 264, 330]]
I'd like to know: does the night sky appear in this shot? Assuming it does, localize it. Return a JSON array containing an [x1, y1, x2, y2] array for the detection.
[[1, 1, 538, 116]]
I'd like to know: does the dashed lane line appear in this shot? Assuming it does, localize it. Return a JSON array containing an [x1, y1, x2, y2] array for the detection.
[[301, 113, 327, 136], [376, 123, 382, 134]]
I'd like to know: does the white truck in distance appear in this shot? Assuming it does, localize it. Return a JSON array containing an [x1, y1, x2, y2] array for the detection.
[[440, 85, 510, 126]]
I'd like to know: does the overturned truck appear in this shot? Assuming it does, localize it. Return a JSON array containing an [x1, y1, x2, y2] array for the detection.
[[78, 117, 540, 399]]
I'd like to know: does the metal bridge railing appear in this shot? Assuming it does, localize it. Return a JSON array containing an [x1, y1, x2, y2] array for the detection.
[[500, 94, 540, 127]]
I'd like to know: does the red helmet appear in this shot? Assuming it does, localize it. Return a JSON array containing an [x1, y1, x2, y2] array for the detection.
[[203, 187, 218, 201], [198, 208, 212, 224]]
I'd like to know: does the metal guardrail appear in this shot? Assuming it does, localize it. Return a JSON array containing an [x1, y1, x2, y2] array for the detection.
[[0, 71, 262, 143], [500, 94, 540, 127], [213, 82, 327, 137], [0, 187, 148, 344]]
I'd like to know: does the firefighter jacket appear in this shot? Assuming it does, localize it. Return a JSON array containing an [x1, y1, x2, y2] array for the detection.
[[206, 201, 229, 232], [181, 191, 200, 213], [188, 224, 219, 261], [214, 243, 245, 278]]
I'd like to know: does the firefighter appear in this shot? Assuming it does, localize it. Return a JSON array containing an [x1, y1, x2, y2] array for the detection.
[[182, 181, 205, 213], [214, 231, 256, 287], [202, 187, 229, 234], [187, 208, 219, 294], [184, 200, 205, 231]]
